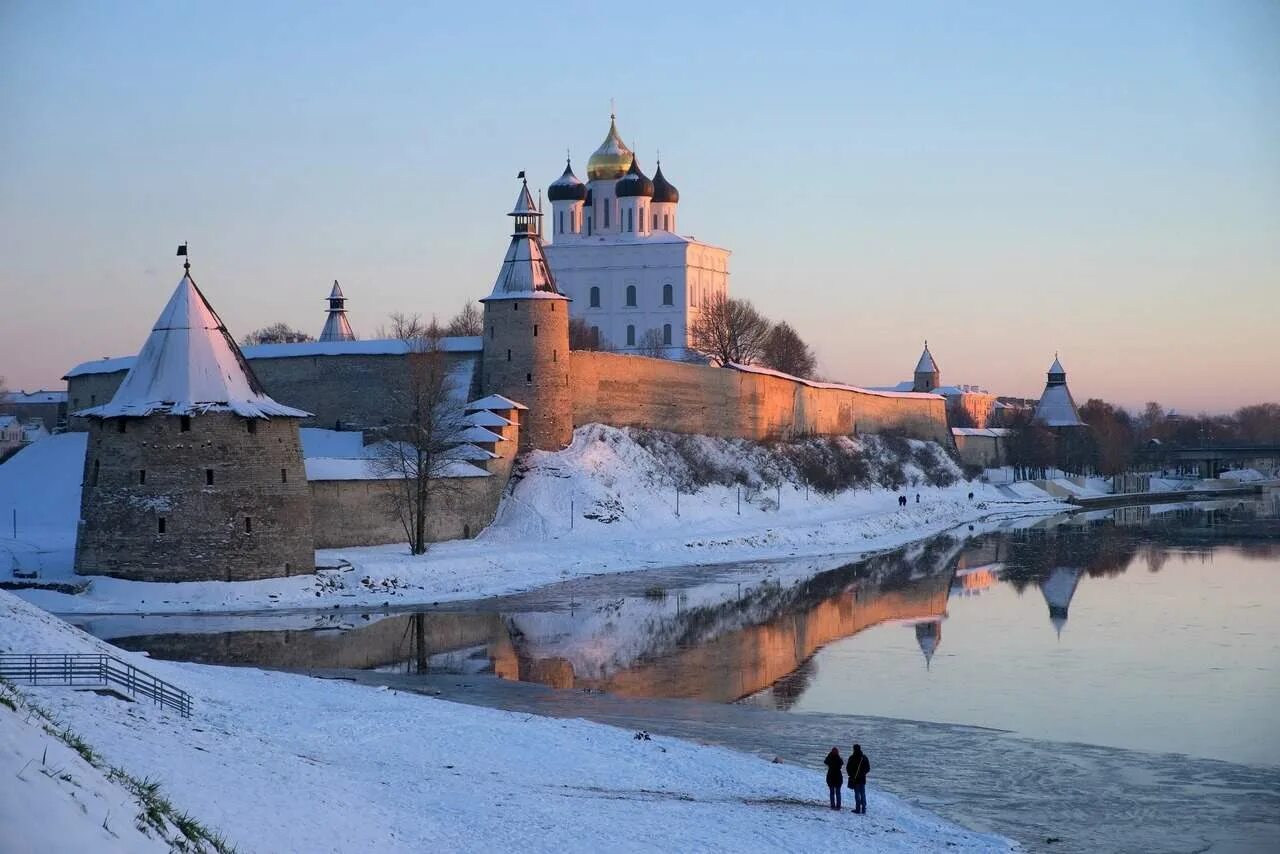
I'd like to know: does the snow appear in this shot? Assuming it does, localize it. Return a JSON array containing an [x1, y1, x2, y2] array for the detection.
[[303, 455, 490, 481], [63, 337, 486, 378], [914, 346, 937, 373], [76, 275, 310, 420], [3, 389, 67, 404], [728, 364, 944, 400], [1219, 468, 1266, 483], [0, 591, 1015, 853], [1, 424, 1067, 615], [464, 410, 513, 427], [951, 428, 1012, 437], [299, 427, 367, 459], [466, 393, 527, 411], [484, 210, 564, 299], [456, 424, 505, 444], [1033, 383, 1083, 427]]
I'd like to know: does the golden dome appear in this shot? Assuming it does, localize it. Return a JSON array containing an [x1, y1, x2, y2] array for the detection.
[[586, 115, 633, 182]]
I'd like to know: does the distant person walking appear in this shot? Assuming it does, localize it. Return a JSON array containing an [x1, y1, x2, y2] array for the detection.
[[823, 747, 843, 810], [846, 744, 871, 814]]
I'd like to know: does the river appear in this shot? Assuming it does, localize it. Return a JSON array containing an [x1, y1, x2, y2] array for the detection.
[[72, 493, 1280, 853]]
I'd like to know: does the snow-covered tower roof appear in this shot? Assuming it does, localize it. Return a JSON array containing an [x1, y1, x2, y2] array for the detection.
[[915, 343, 938, 374], [548, 157, 587, 202], [913, 341, 941, 392], [482, 178, 566, 302], [1039, 566, 1083, 637], [1033, 354, 1084, 427], [78, 269, 310, 420], [319, 280, 356, 343], [586, 114, 633, 181]]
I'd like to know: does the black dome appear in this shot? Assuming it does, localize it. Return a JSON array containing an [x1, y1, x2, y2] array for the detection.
[[615, 156, 654, 198], [652, 163, 679, 203], [547, 161, 587, 202]]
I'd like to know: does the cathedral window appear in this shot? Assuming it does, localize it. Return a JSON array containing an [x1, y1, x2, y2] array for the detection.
[[653, 213, 658, 230], [558, 211, 564, 234], [626, 285, 637, 307], [663, 324, 672, 346], [604, 203, 610, 229], [662, 284, 673, 306], [587, 216, 592, 236], [664, 214, 670, 231], [626, 325, 636, 346], [626, 209, 633, 232], [589, 287, 600, 308]]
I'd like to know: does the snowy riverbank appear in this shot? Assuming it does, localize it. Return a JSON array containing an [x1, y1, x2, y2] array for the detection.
[[2, 426, 1069, 615], [0, 590, 1017, 853]]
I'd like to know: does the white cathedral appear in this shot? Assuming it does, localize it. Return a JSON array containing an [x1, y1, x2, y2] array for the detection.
[[543, 114, 730, 358]]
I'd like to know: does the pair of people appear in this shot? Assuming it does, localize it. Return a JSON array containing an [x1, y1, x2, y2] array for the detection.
[[823, 744, 871, 813]]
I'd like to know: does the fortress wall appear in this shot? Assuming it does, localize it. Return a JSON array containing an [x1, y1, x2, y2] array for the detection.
[[569, 351, 951, 444]]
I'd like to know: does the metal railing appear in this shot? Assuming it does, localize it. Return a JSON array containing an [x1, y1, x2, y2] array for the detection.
[[0, 653, 192, 718]]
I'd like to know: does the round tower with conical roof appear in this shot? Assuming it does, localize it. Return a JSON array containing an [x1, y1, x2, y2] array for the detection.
[[319, 280, 356, 342], [481, 178, 573, 451], [74, 258, 314, 582], [913, 341, 940, 392]]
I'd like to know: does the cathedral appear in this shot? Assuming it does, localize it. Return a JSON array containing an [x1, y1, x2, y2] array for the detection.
[[543, 114, 730, 359]]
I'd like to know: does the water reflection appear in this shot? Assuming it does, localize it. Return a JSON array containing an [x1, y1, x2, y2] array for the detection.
[[89, 494, 1280, 764]]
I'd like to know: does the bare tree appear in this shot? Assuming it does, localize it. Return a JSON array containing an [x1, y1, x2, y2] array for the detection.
[[689, 293, 772, 366], [377, 312, 431, 341], [569, 317, 612, 351], [636, 328, 667, 359], [241, 323, 315, 346], [444, 302, 483, 337], [760, 321, 816, 378], [371, 319, 468, 555]]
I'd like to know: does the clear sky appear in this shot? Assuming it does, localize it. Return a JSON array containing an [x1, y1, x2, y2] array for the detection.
[[1, 1, 1277, 412]]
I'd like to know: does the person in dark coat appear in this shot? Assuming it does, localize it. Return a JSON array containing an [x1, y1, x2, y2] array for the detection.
[[823, 747, 843, 810], [846, 744, 871, 814]]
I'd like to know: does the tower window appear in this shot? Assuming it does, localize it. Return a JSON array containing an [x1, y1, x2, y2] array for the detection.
[[117, 418, 126, 433], [205, 468, 214, 486], [553, 349, 557, 362], [534, 324, 538, 337], [281, 467, 287, 483], [513, 302, 518, 311], [526, 373, 532, 382], [246, 419, 257, 434], [663, 323, 672, 346], [663, 284, 673, 306], [589, 286, 600, 308], [158, 517, 166, 534], [489, 324, 494, 338], [244, 516, 252, 533], [626, 285, 637, 307], [627, 325, 636, 346], [91, 459, 99, 486], [507, 349, 512, 361], [138, 469, 146, 485]]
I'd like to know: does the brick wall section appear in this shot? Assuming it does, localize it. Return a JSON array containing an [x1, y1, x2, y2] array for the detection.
[[569, 351, 952, 443], [74, 412, 314, 581], [482, 298, 572, 451]]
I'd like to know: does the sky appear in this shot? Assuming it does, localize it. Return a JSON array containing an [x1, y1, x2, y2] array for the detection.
[[1, 0, 1277, 412]]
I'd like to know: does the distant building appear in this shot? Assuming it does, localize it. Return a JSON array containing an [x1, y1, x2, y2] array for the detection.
[[319, 280, 356, 343], [1033, 355, 1084, 428], [2, 388, 68, 431], [0, 415, 21, 456], [544, 113, 730, 358], [876, 342, 998, 428]]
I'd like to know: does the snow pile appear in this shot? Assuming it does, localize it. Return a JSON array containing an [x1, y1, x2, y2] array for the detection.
[[0, 591, 1014, 853], [1219, 468, 1266, 483], [0, 432, 85, 578]]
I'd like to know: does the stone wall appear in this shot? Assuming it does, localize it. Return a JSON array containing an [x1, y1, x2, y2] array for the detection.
[[569, 351, 951, 443], [75, 412, 314, 581], [67, 352, 479, 432]]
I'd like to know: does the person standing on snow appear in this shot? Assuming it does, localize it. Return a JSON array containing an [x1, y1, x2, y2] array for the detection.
[[823, 747, 844, 810], [846, 744, 871, 814]]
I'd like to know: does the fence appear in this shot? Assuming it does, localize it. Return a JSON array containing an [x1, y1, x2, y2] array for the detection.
[[0, 653, 192, 718]]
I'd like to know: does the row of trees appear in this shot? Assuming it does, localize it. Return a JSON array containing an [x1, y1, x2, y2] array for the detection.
[[1003, 400, 1280, 478]]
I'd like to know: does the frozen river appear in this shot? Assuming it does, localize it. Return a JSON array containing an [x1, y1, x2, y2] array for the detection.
[[76, 493, 1280, 852]]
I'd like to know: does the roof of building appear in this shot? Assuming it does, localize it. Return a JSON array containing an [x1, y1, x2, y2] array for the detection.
[[319, 280, 356, 343], [76, 273, 311, 420], [1034, 383, 1085, 427], [465, 394, 528, 412], [463, 410, 513, 428], [483, 182, 566, 302], [64, 337, 485, 379], [615, 155, 654, 198], [586, 115, 633, 181], [443, 442, 499, 461], [456, 425, 505, 444], [548, 159, 587, 202], [651, 162, 679, 204], [915, 343, 938, 374], [2, 389, 67, 405], [328, 280, 345, 301], [951, 427, 1013, 437], [0, 415, 18, 430], [729, 363, 945, 400]]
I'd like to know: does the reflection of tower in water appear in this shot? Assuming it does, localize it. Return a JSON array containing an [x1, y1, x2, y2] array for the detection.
[[1039, 566, 1084, 637], [914, 620, 943, 670]]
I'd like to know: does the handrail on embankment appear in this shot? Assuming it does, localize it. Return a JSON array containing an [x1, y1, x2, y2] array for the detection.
[[0, 653, 192, 717], [1068, 484, 1265, 509]]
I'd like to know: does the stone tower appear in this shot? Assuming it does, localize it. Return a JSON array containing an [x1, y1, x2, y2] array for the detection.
[[319, 279, 356, 342], [1033, 354, 1084, 427], [913, 341, 940, 392], [480, 177, 572, 451], [74, 261, 314, 582]]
